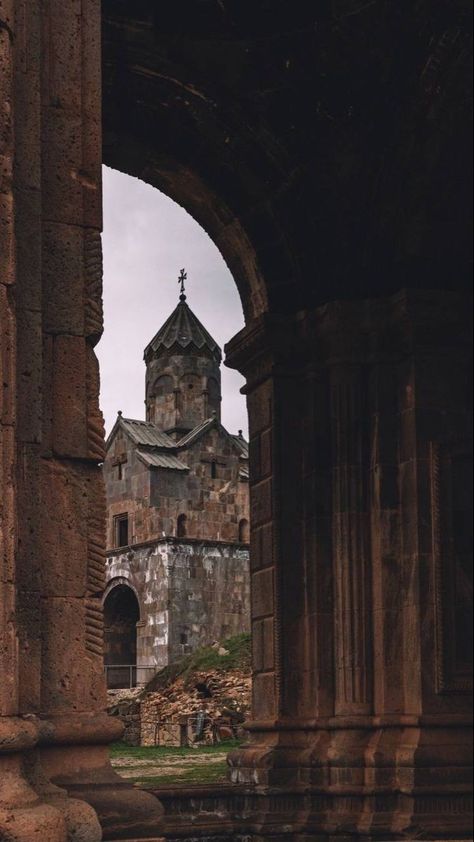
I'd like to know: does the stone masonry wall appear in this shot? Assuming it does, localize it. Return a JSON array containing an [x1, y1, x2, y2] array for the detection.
[[146, 350, 221, 432], [150, 427, 249, 543], [104, 425, 248, 547], [105, 538, 249, 669]]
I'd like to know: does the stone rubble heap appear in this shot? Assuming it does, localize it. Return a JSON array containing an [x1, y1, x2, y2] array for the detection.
[[107, 688, 143, 746], [106, 669, 251, 747], [140, 669, 251, 746]]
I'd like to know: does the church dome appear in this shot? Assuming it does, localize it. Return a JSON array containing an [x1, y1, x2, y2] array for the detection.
[[144, 297, 221, 363]]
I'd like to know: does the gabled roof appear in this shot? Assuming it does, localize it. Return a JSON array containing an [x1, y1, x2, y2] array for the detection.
[[231, 434, 249, 459], [176, 417, 249, 461], [144, 298, 221, 362], [105, 415, 176, 451], [177, 417, 216, 448], [136, 449, 189, 471], [106, 413, 248, 474]]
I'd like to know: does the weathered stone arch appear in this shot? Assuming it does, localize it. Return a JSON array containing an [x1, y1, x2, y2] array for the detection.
[[102, 575, 143, 619], [103, 142, 270, 321], [150, 374, 174, 398], [0, 1, 472, 841], [103, 582, 140, 688]]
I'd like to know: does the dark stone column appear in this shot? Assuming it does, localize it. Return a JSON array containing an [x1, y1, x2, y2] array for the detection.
[[0, 1, 165, 839], [225, 289, 472, 839]]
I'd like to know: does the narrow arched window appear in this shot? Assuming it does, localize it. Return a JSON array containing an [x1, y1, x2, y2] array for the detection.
[[238, 518, 249, 543], [177, 513, 187, 538]]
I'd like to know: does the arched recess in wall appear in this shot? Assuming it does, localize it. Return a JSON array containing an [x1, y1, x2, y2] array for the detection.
[[103, 582, 140, 688], [147, 374, 174, 423], [177, 513, 187, 538], [151, 374, 174, 398], [207, 377, 220, 417], [239, 518, 250, 543], [178, 373, 202, 425]]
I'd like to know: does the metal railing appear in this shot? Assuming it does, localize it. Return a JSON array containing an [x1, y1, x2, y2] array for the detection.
[[104, 664, 158, 690]]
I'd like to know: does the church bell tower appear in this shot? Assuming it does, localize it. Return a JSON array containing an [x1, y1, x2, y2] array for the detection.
[[143, 270, 222, 439]]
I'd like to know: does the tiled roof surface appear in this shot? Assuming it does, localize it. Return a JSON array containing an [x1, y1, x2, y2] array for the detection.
[[120, 418, 176, 449], [177, 417, 215, 448], [144, 299, 221, 361], [177, 418, 250, 459], [136, 450, 189, 471], [108, 415, 248, 475]]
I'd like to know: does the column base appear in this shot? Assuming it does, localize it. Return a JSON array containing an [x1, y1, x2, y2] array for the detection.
[[41, 743, 165, 841], [224, 720, 473, 839], [0, 753, 68, 842]]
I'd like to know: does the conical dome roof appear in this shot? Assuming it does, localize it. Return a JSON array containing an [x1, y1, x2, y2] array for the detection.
[[144, 298, 221, 363]]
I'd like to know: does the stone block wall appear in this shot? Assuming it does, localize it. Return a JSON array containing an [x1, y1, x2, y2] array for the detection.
[[105, 538, 250, 669], [104, 425, 249, 546]]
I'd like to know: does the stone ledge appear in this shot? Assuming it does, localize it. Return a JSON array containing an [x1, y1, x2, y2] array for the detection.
[[142, 783, 473, 841]]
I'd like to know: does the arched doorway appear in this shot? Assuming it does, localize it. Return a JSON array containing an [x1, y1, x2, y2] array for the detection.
[[103, 583, 140, 688]]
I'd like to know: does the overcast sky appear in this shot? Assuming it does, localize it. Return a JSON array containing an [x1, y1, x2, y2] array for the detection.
[[97, 166, 248, 437]]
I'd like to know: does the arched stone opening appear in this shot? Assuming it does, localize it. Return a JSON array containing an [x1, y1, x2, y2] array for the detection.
[[176, 513, 187, 538], [99, 7, 473, 838], [238, 518, 249, 544], [103, 583, 140, 688], [0, 3, 471, 841]]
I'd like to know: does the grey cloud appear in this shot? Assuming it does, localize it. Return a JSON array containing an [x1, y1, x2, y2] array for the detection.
[[97, 166, 248, 437]]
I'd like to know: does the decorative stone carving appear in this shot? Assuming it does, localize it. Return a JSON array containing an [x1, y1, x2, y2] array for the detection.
[[225, 290, 473, 836], [84, 228, 104, 343], [331, 366, 372, 715], [86, 346, 106, 462]]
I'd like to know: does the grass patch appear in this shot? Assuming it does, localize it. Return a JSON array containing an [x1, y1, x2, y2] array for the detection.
[[110, 739, 241, 759], [143, 632, 251, 694], [134, 762, 228, 788], [110, 740, 239, 787]]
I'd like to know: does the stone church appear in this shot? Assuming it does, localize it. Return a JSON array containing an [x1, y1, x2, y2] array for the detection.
[[2, 3, 472, 840], [102, 285, 250, 683]]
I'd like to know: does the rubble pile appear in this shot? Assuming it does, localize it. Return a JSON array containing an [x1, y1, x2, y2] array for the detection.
[[107, 689, 142, 745], [107, 634, 252, 747], [140, 668, 251, 746]]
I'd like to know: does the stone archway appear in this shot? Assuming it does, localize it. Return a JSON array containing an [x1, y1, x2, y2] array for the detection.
[[100, 10, 473, 838], [103, 583, 140, 689], [0, 2, 472, 841]]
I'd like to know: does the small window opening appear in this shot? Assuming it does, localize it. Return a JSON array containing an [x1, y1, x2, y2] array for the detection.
[[180, 632, 188, 645], [211, 461, 218, 479], [177, 513, 187, 538], [117, 462, 123, 480], [114, 514, 129, 548], [238, 518, 250, 543]]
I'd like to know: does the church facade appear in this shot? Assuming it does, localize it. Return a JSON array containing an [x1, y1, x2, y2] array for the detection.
[[103, 289, 250, 683]]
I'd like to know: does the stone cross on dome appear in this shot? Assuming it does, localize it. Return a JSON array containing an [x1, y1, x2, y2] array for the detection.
[[178, 268, 187, 301]]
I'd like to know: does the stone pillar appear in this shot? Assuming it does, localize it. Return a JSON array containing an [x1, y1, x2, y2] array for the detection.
[[1, 1, 164, 839], [226, 290, 472, 839], [1, 1, 72, 838], [330, 363, 372, 716]]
